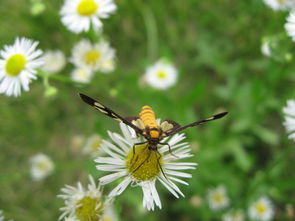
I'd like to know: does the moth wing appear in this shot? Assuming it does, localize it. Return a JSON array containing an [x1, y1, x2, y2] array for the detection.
[[165, 112, 228, 136], [125, 117, 145, 130], [160, 119, 181, 136], [79, 93, 144, 135]]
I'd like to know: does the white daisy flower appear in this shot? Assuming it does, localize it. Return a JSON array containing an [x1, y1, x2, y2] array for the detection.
[[0, 37, 43, 97], [283, 99, 295, 141], [102, 205, 117, 221], [60, 0, 117, 34], [144, 59, 178, 90], [71, 67, 94, 83], [285, 12, 295, 42], [42, 50, 66, 74], [95, 122, 197, 211], [82, 134, 103, 157], [63, 217, 79, 221], [0, 210, 4, 221], [248, 196, 274, 221], [261, 42, 272, 57], [222, 209, 245, 221], [30, 153, 54, 181], [207, 185, 230, 211], [58, 175, 108, 220], [70, 39, 116, 73], [263, 0, 295, 11]]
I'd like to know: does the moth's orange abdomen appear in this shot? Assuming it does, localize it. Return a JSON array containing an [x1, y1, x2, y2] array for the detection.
[[139, 106, 158, 134]]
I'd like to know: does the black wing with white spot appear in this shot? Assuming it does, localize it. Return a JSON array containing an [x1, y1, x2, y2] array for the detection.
[[79, 93, 144, 135], [164, 112, 228, 136]]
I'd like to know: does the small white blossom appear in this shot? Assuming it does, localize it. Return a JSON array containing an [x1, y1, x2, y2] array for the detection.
[[60, 0, 117, 34], [70, 39, 116, 73], [261, 42, 272, 57], [30, 153, 54, 181], [248, 196, 274, 221], [95, 122, 197, 211], [42, 50, 66, 74], [0, 37, 43, 97], [222, 209, 245, 221], [283, 99, 295, 141], [144, 59, 178, 90], [207, 185, 230, 211], [263, 0, 295, 11], [82, 134, 103, 157], [71, 68, 93, 83], [285, 12, 295, 41]]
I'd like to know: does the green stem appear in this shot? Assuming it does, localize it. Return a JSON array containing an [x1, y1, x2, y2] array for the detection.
[[141, 5, 158, 61], [37, 71, 86, 85]]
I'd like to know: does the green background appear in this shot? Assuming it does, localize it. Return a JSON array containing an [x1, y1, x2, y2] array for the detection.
[[0, 0, 294, 220]]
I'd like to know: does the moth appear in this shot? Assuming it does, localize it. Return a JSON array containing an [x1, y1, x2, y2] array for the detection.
[[79, 93, 228, 174]]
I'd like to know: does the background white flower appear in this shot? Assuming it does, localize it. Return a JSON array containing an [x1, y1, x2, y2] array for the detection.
[[70, 39, 116, 73], [60, 0, 117, 34], [71, 67, 93, 83], [285, 12, 295, 42], [102, 205, 117, 221], [0, 210, 4, 221], [261, 42, 272, 57], [248, 196, 274, 221], [207, 185, 230, 211], [82, 134, 103, 157], [95, 122, 197, 211], [30, 153, 54, 181], [283, 100, 295, 141], [263, 0, 295, 11], [42, 50, 66, 74], [58, 175, 106, 220], [0, 37, 43, 97], [222, 209, 245, 221], [144, 59, 178, 90]]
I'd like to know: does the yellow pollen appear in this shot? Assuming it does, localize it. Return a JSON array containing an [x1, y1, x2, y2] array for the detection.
[[277, 0, 286, 3], [213, 194, 223, 203], [156, 70, 167, 79], [5, 54, 26, 76], [84, 50, 101, 65], [75, 196, 103, 221], [126, 144, 162, 181], [77, 0, 98, 16], [36, 162, 50, 170], [91, 139, 102, 151], [256, 203, 267, 214]]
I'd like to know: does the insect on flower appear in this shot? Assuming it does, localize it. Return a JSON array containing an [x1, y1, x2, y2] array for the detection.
[[79, 93, 228, 177]]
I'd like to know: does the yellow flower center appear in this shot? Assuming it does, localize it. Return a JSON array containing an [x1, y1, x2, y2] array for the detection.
[[36, 162, 50, 171], [5, 54, 27, 76], [84, 50, 101, 65], [256, 203, 267, 214], [91, 138, 102, 151], [126, 144, 162, 181], [104, 217, 112, 221], [277, 0, 286, 3], [75, 196, 103, 221], [156, 70, 167, 79], [213, 193, 224, 203], [77, 0, 98, 16]]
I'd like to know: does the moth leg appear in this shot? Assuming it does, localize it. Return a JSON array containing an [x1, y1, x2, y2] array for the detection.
[[131, 150, 152, 174], [155, 150, 168, 180], [131, 141, 147, 164], [159, 142, 179, 159]]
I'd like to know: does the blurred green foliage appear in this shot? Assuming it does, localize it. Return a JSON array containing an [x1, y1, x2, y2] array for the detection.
[[0, 0, 294, 220]]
